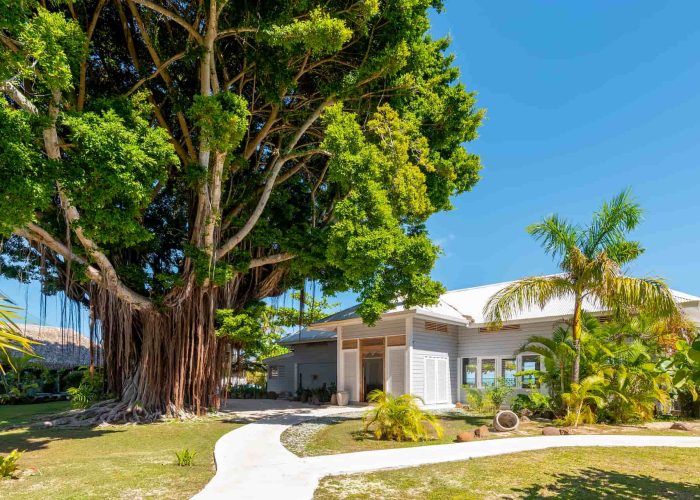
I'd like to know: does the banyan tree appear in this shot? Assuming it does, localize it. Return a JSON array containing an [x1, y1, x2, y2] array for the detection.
[[0, 0, 483, 421]]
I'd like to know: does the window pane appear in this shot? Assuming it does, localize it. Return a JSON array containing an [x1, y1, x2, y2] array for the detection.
[[462, 358, 477, 387], [502, 358, 517, 387], [481, 358, 496, 387], [521, 355, 541, 388]]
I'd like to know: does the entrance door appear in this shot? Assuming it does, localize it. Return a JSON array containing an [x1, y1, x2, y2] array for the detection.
[[363, 356, 384, 400]]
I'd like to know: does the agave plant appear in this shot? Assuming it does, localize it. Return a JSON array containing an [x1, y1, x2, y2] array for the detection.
[[363, 390, 443, 442]]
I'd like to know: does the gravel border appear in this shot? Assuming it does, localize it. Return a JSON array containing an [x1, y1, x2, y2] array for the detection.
[[281, 413, 362, 456]]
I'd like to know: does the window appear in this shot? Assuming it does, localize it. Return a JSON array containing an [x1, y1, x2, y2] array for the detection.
[[521, 354, 541, 388], [480, 358, 496, 387], [502, 358, 517, 387], [462, 358, 477, 387]]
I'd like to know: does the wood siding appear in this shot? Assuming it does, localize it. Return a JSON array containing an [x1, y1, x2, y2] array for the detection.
[[265, 340, 337, 394], [343, 319, 405, 339], [411, 319, 459, 403]]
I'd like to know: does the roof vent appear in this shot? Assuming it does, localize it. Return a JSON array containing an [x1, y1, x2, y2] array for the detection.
[[425, 321, 449, 333], [479, 324, 521, 333]]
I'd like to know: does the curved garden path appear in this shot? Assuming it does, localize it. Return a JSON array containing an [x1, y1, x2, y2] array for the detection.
[[193, 402, 700, 500]]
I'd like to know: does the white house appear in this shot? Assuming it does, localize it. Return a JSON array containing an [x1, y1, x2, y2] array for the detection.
[[303, 279, 700, 404]]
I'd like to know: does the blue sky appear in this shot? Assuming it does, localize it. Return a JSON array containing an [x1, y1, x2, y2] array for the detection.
[[3, 0, 700, 328]]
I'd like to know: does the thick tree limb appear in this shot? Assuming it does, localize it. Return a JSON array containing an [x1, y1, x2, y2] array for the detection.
[[248, 253, 295, 269], [128, 0, 203, 44], [1, 81, 38, 114]]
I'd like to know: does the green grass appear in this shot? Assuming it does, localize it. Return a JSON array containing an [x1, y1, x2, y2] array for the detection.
[[314, 447, 700, 499], [290, 412, 700, 457], [0, 401, 72, 427], [0, 403, 241, 499]]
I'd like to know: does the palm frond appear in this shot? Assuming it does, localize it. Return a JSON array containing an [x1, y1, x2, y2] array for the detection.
[[483, 275, 573, 325], [582, 189, 643, 258], [527, 215, 578, 260], [603, 276, 679, 320]]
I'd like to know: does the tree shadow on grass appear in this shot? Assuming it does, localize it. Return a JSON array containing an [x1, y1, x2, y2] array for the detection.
[[513, 467, 700, 499], [0, 425, 124, 453]]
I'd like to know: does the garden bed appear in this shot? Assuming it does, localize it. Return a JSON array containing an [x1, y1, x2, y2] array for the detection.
[[282, 409, 700, 457]]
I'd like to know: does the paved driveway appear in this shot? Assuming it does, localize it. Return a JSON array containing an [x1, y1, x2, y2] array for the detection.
[[195, 402, 700, 500]]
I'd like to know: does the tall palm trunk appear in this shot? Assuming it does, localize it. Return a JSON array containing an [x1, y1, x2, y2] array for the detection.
[[571, 296, 582, 384]]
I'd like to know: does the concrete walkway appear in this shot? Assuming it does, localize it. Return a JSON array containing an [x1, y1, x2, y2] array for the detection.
[[195, 403, 700, 500]]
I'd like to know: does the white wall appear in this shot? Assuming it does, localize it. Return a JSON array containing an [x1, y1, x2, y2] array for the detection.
[[411, 319, 459, 403]]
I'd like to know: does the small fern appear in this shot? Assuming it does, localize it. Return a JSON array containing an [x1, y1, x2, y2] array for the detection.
[[0, 449, 22, 479], [175, 448, 196, 466]]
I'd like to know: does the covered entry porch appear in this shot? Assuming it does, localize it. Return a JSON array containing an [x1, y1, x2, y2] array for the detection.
[[336, 318, 409, 402]]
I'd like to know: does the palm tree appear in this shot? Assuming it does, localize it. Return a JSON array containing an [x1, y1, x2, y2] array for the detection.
[[485, 190, 681, 383], [561, 373, 608, 427], [0, 296, 36, 373]]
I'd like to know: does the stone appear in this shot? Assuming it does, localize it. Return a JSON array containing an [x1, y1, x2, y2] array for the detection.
[[474, 425, 490, 438], [456, 430, 475, 442], [670, 422, 693, 431], [454, 402, 464, 409], [542, 426, 560, 436], [520, 415, 531, 423], [559, 427, 576, 435], [330, 393, 337, 406]]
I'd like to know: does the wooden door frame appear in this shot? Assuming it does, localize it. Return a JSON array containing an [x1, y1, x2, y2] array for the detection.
[[359, 338, 385, 402]]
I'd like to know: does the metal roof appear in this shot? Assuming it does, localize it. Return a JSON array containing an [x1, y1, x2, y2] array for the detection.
[[311, 275, 700, 328], [278, 328, 337, 345]]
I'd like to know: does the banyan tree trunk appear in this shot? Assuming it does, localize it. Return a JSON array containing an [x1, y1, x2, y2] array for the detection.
[[93, 286, 227, 421]]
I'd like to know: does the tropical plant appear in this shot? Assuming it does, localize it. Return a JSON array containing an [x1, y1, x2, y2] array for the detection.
[[67, 372, 105, 409], [664, 337, 700, 407], [484, 190, 681, 383], [462, 378, 513, 414], [558, 374, 608, 427], [363, 390, 443, 442], [510, 392, 553, 416], [0, 297, 36, 374], [463, 387, 489, 413], [0, 449, 22, 479], [518, 328, 576, 396], [175, 448, 196, 467], [0, 1, 483, 420]]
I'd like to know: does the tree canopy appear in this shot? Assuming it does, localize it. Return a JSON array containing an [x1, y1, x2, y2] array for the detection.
[[0, 0, 484, 414], [1, 0, 483, 322]]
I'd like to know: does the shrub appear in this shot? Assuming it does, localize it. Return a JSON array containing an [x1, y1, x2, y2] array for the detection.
[[510, 392, 553, 416], [175, 448, 196, 466], [67, 372, 104, 409], [0, 449, 22, 479], [462, 378, 514, 414], [363, 390, 443, 442]]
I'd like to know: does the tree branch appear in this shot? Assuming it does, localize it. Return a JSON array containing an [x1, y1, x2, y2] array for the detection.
[[216, 27, 258, 40], [126, 50, 187, 95], [1, 81, 38, 114], [127, 0, 203, 44], [248, 253, 295, 269]]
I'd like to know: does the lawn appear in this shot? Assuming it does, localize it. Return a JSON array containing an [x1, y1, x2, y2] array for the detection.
[[0, 400, 72, 427], [314, 447, 700, 499], [284, 411, 700, 457], [0, 403, 241, 499]]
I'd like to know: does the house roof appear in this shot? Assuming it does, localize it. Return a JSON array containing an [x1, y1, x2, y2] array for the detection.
[[311, 276, 700, 328], [278, 328, 337, 345]]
